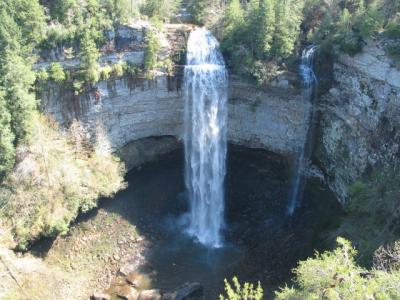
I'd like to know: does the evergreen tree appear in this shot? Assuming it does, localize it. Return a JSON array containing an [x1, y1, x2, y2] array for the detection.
[[0, 92, 15, 178], [80, 31, 101, 83], [222, 0, 245, 53], [272, 0, 304, 59], [259, 0, 276, 57], [0, 0, 45, 177]]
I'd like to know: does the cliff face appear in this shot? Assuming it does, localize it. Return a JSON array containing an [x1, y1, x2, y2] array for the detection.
[[40, 75, 308, 169], [317, 41, 400, 202], [228, 81, 308, 155]]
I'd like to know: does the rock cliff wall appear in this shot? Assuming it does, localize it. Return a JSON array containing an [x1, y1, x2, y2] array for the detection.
[[317, 41, 400, 202], [40, 75, 308, 169]]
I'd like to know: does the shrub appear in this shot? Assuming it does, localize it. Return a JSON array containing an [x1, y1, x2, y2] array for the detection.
[[112, 62, 125, 77], [73, 79, 85, 95], [124, 61, 140, 76], [144, 29, 160, 72], [80, 32, 101, 83], [374, 240, 400, 272], [49, 62, 66, 82], [36, 68, 49, 82], [219, 277, 264, 300], [0, 113, 126, 249], [275, 237, 400, 300], [0, 92, 15, 179], [385, 16, 400, 39], [251, 61, 279, 86], [100, 65, 113, 80]]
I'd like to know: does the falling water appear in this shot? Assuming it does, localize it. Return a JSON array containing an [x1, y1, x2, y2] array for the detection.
[[183, 28, 228, 248], [287, 45, 318, 216]]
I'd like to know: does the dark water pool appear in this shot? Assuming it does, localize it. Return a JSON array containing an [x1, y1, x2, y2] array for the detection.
[[99, 145, 342, 299]]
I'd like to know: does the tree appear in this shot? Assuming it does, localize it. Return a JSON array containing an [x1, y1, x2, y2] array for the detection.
[[0, 92, 15, 178], [272, 0, 304, 59], [221, 0, 245, 53], [259, 0, 276, 57], [80, 31, 101, 83], [144, 29, 160, 72]]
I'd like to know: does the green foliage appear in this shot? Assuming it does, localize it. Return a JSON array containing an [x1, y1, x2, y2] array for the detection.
[[49, 62, 66, 82], [220, 0, 304, 81], [140, 0, 182, 20], [0, 114, 126, 249], [275, 237, 400, 300], [219, 277, 264, 300], [0, 92, 15, 178], [384, 15, 400, 38], [80, 31, 101, 83], [0, 0, 46, 179], [1, 50, 37, 142], [73, 79, 85, 95], [112, 62, 125, 77], [144, 29, 160, 72], [332, 165, 400, 263], [36, 68, 49, 82], [100, 65, 113, 80], [305, 0, 383, 55], [272, 1, 304, 59]]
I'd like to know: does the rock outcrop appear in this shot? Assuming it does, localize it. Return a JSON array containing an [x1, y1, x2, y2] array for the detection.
[[317, 41, 400, 202]]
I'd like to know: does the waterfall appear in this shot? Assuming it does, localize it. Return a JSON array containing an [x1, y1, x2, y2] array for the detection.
[[183, 28, 228, 248], [287, 45, 318, 216]]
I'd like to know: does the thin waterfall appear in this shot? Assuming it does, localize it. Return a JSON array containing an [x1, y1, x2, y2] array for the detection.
[[287, 45, 318, 216], [183, 28, 228, 248]]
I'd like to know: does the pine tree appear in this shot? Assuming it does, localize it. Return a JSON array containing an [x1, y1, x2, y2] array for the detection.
[[272, 0, 304, 59], [259, 0, 276, 57]]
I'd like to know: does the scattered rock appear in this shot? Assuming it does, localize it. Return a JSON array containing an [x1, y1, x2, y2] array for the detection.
[[126, 272, 151, 290], [115, 285, 140, 300], [162, 282, 203, 300], [138, 289, 162, 300], [113, 254, 121, 261], [91, 292, 111, 300]]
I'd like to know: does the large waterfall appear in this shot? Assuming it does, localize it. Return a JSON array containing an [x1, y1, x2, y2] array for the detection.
[[183, 28, 228, 248], [287, 46, 317, 216]]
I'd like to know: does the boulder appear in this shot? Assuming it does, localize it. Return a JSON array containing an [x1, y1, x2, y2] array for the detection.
[[90, 292, 111, 300], [115, 284, 140, 300], [126, 272, 151, 290], [162, 282, 203, 300], [138, 289, 162, 300]]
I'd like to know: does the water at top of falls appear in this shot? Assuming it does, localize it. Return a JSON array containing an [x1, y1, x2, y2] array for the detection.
[[287, 45, 318, 216], [299, 45, 317, 88], [183, 28, 228, 248]]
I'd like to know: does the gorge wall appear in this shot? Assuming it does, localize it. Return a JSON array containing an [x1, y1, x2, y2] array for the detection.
[[317, 41, 400, 202], [39, 75, 308, 170]]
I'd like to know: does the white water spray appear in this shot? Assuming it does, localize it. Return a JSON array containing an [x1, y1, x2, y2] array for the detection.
[[287, 45, 317, 216], [183, 28, 228, 248]]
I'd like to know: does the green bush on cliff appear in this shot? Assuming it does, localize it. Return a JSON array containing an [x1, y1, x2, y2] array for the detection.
[[220, 277, 264, 300], [49, 62, 66, 82], [80, 31, 101, 83], [144, 29, 160, 73], [332, 165, 400, 262], [0, 114, 126, 249], [275, 237, 400, 300]]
